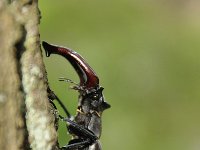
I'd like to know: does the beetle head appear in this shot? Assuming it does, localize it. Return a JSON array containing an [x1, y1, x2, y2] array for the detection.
[[81, 87, 111, 112]]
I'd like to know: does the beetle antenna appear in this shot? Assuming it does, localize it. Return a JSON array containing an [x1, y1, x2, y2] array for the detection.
[[59, 77, 78, 85], [59, 77, 85, 91]]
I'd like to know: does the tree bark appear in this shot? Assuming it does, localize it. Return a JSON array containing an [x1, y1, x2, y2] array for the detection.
[[0, 0, 58, 150]]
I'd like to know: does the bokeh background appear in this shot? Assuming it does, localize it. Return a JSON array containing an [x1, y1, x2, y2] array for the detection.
[[39, 1, 200, 150]]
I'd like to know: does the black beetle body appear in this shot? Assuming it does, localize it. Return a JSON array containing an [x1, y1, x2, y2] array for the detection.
[[42, 42, 110, 150]]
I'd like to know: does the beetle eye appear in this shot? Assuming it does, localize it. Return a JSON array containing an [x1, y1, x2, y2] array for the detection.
[[92, 94, 98, 99]]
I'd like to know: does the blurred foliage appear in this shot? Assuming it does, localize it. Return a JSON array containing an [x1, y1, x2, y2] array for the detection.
[[39, 0, 200, 150]]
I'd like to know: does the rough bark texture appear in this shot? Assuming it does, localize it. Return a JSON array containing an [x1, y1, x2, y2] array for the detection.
[[0, 0, 58, 150]]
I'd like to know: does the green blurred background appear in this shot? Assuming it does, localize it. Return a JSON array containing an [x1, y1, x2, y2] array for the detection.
[[39, 1, 200, 150]]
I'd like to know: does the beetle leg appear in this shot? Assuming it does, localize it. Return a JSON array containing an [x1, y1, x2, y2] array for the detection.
[[53, 94, 71, 118], [63, 118, 98, 141], [61, 138, 91, 150], [47, 87, 71, 118], [60, 118, 98, 149]]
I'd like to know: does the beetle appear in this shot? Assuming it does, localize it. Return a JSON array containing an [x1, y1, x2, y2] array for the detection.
[[42, 41, 111, 150]]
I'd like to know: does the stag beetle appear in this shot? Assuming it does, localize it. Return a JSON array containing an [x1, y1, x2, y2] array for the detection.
[[42, 41, 111, 150]]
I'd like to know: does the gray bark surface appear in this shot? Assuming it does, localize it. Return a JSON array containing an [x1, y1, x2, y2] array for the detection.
[[0, 0, 58, 149]]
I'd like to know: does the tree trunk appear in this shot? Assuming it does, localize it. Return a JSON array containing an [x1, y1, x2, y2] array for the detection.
[[0, 0, 58, 149]]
